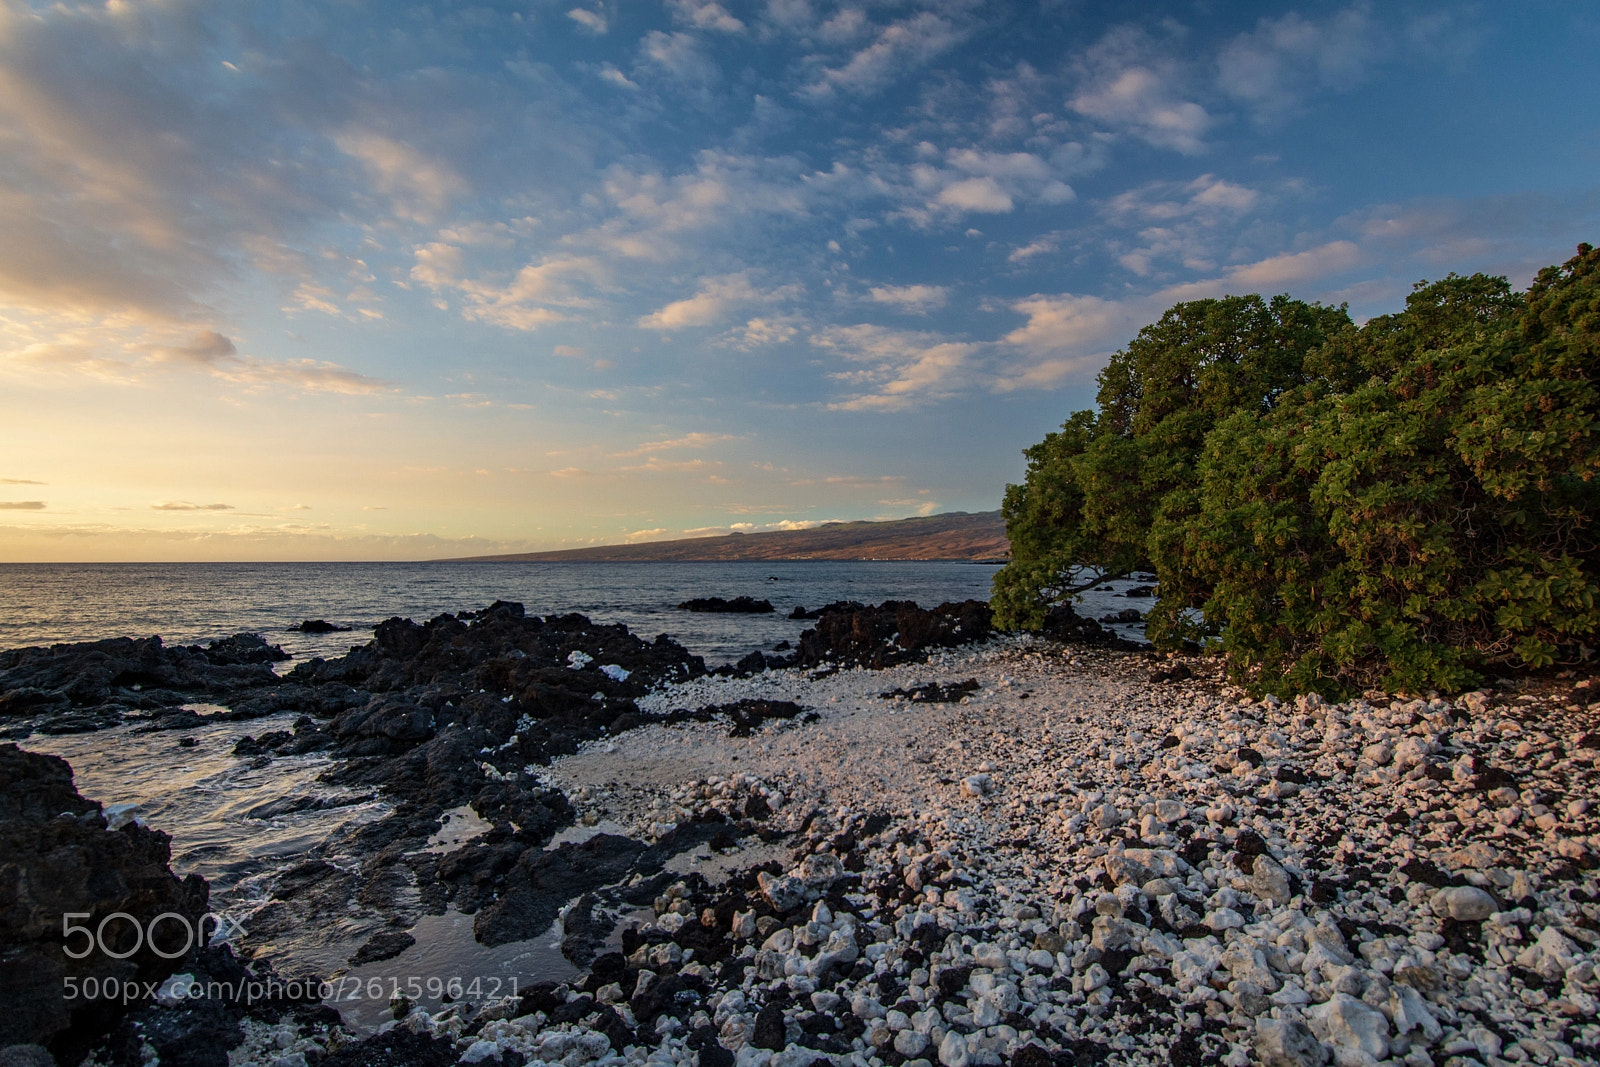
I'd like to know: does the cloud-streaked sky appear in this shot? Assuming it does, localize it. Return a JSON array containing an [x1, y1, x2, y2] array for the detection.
[[1, 0, 1595, 560]]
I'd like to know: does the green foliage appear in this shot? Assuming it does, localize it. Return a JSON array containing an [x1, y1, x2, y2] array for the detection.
[[995, 245, 1600, 696]]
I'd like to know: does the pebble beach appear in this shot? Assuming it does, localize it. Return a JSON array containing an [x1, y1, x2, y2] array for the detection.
[[313, 635, 1600, 1067]]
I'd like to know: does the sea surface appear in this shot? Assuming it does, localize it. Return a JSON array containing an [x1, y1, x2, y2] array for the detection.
[[0, 560, 1013, 666]]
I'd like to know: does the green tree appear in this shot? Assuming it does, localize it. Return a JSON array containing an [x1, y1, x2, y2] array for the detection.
[[993, 294, 1351, 633], [996, 245, 1600, 696]]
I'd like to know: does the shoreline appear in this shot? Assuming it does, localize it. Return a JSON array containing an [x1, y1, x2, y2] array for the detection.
[[2, 613, 1598, 1066]]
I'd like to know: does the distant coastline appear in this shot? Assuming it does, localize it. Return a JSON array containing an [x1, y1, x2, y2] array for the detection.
[[441, 510, 1010, 563]]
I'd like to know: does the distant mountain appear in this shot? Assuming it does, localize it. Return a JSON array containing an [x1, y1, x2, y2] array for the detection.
[[447, 510, 1010, 563]]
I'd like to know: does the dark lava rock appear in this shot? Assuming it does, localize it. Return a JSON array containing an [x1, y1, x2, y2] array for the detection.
[[880, 679, 980, 703], [1150, 664, 1193, 684], [349, 930, 417, 965], [0, 635, 287, 732], [795, 601, 994, 669], [0, 744, 209, 1058], [751, 1002, 788, 1050], [1012, 1045, 1052, 1067], [789, 601, 867, 621], [1399, 858, 1452, 888], [293, 620, 352, 633], [1123, 585, 1156, 598], [469, 834, 651, 946], [1038, 604, 1144, 651], [677, 597, 775, 614], [1099, 609, 1144, 624], [320, 1026, 459, 1067]]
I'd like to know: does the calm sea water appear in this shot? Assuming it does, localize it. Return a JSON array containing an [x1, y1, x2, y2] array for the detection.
[[0, 560, 1006, 664]]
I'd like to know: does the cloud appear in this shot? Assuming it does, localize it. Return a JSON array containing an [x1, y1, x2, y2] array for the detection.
[[894, 148, 1076, 224], [668, 0, 744, 34], [811, 324, 977, 411], [625, 527, 670, 541], [638, 274, 770, 330], [1217, 7, 1380, 120], [1069, 30, 1211, 153], [998, 239, 1368, 387], [567, 8, 608, 34], [869, 284, 948, 313], [1, 478, 45, 485], [639, 31, 720, 86], [733, 317, 800, 347], [412, 248, 605, 332], [1009, 236, 1059, 264], [151, 502, 234, 512], [553, 345, 587, 358], [0, 500, 45, 510], [1002, 293, 1132, 361], [803, 13, 962, 98], [615, 432, 738, 456], [335, 131, 465, 223], [937, 177, 1012, 214]]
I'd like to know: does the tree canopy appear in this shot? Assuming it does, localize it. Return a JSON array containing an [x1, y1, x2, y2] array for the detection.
[[994, 244, 1600, 696]]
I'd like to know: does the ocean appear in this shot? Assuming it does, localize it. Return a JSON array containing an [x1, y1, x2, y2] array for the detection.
[[0, 560, 1008, 665]]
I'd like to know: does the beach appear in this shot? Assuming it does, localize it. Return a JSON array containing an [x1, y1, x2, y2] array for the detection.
[[3, 602, 1597, 1067]]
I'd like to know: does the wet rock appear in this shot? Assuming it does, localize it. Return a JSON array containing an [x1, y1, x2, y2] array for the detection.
[[678, 598, 775, 614], [292, 620, 351, 633], [0, 744, 209, 1059], [349, 930, 416, 966]]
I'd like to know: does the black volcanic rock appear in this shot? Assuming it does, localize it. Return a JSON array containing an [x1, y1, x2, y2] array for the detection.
[[677, 597, 775, 614], [794, 600, 994, 668], [292, 620, 351, 633], [0, 634, 287, 733], [0, 744, 209, 1058]]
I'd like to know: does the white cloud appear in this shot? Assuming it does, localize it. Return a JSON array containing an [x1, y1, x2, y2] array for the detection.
[[638, 274, 764, 330], [735, 317, 800, 347], [802, 13, 961, 98], [869, 284, 948, 313], [335, 131, 465, 222], [811, 324, 977, 411], [668, 0, 744, 34], [639, 31, 719, 85], [411, 248, 606, 332], [1069, 30, 1211, 154], [937, 177, 1012, 214], [567, 8, 608, 34], [1217, 7, 1379, 119]]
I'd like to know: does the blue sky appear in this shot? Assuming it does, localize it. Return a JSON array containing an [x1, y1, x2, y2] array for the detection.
[[1, 0, 1596, 559]]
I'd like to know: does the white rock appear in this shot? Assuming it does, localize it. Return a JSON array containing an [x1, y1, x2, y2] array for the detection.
[[970, 942, 1005, 969], [1430, 885, 1497, 921], [1389, 983, 1441, 1043], [1306, 992, 1390, 1063], [851, 993, 886, 1020], [939, 1031, 971, 1067], [1255, 1017, 1329, 1067], [460, 1040, 501, 1064], [896, 1030, 931, 1057], [599, 664, 631, 682], [961, 774, 993, 798]]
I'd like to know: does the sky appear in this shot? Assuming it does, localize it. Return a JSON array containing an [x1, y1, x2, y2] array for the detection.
[[1, 0, 1597, 561]]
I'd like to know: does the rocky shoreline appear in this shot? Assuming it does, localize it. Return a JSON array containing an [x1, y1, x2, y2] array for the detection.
[[1, 603, 1597, 1067]]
